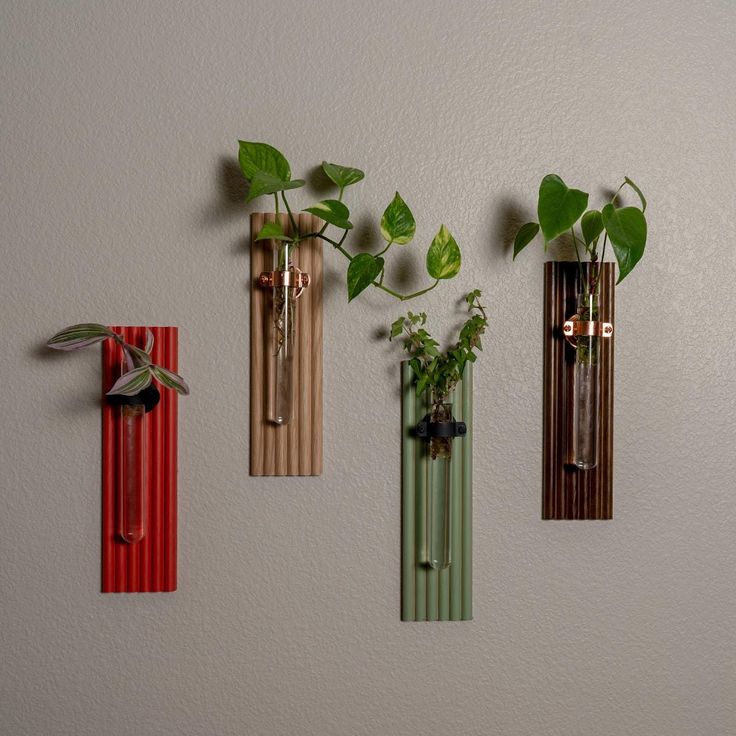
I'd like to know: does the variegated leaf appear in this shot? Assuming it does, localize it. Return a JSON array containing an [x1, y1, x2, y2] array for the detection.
[[47, 323, 117, 351], [151, 365, 190, 395], [107, 366, 153, 396], [124, 344, 152, 367], [144, 329, 154, 354]]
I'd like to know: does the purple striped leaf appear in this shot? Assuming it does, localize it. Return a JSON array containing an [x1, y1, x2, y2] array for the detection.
[[107, 366, 153, 396]]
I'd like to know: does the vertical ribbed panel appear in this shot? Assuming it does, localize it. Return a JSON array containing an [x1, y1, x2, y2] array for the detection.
[[543, 263, 615, 520], [250, 213, 323, 476], [401, 362, 472, 621], [102, 326, 178, 593]]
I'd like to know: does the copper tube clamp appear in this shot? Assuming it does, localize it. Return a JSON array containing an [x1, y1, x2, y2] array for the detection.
[[257, 268, 310, 299], [415, 414, 467, 440], [563, 315, 613, 348]]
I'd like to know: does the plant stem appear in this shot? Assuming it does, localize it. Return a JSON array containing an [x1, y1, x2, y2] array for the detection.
[[374, 280, 440, 301], [281, 191, 299, 237], [273, 193, 280, 215], [570, 228, 586, 292], [314, 232, 439, 302]]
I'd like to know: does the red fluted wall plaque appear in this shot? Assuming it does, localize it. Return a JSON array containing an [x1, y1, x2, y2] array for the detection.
[[102, 326, 178, 593]]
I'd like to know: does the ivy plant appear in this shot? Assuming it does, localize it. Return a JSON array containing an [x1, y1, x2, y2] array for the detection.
[[47, 323, 189, 396], [512, 174, 647, 292], [390, 290, 488, 403], [238, 141, 462, 302]]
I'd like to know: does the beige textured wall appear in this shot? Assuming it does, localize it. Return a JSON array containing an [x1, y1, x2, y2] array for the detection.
[[2, 1, 735, 734]]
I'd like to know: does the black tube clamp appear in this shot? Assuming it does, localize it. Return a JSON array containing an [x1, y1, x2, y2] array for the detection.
[[106, 384, 160, 413], [415, 414, 467, 439]]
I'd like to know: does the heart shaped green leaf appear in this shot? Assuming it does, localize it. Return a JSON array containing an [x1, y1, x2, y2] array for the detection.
[[426, 225, 461, 280], [238, 141, 291, 181], [303, 199, 353, 229], [255, 221, 291, 242], [347, 253, 384, 301], [602, 204, 647, 283], [322, 161, 365, 189], [581, 210, 604, 246], [246, 171, 305, 202], [537, 174, 589, 243], [380, 192, 416, 244], [623, 176, 647, 212], [512, 222, 540, 259]]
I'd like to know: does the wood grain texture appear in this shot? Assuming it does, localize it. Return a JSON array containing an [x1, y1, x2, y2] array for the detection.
[[250, 213, 323, 476], [543, 263, 615, 520], [102, 326, 178, 593], [401, 362, 472, 621]]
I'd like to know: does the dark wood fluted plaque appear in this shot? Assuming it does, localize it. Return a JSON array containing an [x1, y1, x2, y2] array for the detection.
[[543, 262, 614, 520]]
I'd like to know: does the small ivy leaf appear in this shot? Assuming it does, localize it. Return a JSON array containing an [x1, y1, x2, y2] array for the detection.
[[537, 174, 589, 243], [321, 161, 365, 189], [380, 192, 416, 244], [47, 323, 117, 351], [389, 317, 404, 341], [346, 253, 384, 301], [151, 364, 190, 395], [602, 204, 647, 284], [581, 210, 604, 246], [255, 221, 292, 242], [238, 141, 291, 181], [513, 222, 540, 259], [144, 329, 154, 354], [426, 224, 461, 280], [623, 176, 647, 212], [107, 366, 153, 396], [303, 199, 353, 229], [246, 171, 305, 202]]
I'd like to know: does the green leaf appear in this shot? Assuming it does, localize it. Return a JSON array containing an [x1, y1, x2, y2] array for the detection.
[[321, 161, 365, 189], [238, 141, 291, 181], [512, 222, 540, 259], [106, 366, 152, 396], [537, 174, 589, 243], [426, 224, 461, 280], [151, 365, 190, 396], [581, 210, 604, 246], [255, 221, 292, 242], [347, 253, 384, 301], [246, 171, 305, 202], [601, 204, 647, 284], [623, 176, 647, 212], [47, 323, 117, 351], [303, 199, 353, 229], [389, 317, 404, 341], [380, 192, 416, 244]]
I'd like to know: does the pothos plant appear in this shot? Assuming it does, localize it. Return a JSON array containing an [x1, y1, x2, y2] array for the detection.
[[390, 289, 487, 407], [47, 323, 189, 397], [238, 141, 463, 302], [512, 174, 648, 293]]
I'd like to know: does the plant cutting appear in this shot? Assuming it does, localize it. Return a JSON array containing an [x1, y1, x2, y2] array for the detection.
[[512, 174, 648, 470], [239, 140, 463, 426], [47, 323, 188, 543], [390, 290, 487, 570]]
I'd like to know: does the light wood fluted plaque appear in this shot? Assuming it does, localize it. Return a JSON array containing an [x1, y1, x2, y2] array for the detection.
[[401, 362, 472, 621], [250, 213, 323, 476], [543, 262, 614, 520]]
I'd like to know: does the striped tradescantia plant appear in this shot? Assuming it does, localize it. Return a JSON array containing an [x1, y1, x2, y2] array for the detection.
[[47, 323, 189, 396]]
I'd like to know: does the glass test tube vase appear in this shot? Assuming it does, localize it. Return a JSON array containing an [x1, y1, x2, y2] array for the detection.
[[571, 291, 601, 470], [267, 243, 298, 425], [118, 402, 147, 544], [427, 401, 453, 570]]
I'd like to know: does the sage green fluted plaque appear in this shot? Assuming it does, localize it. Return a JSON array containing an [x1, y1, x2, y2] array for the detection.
[[401, 361, 472, 621]]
